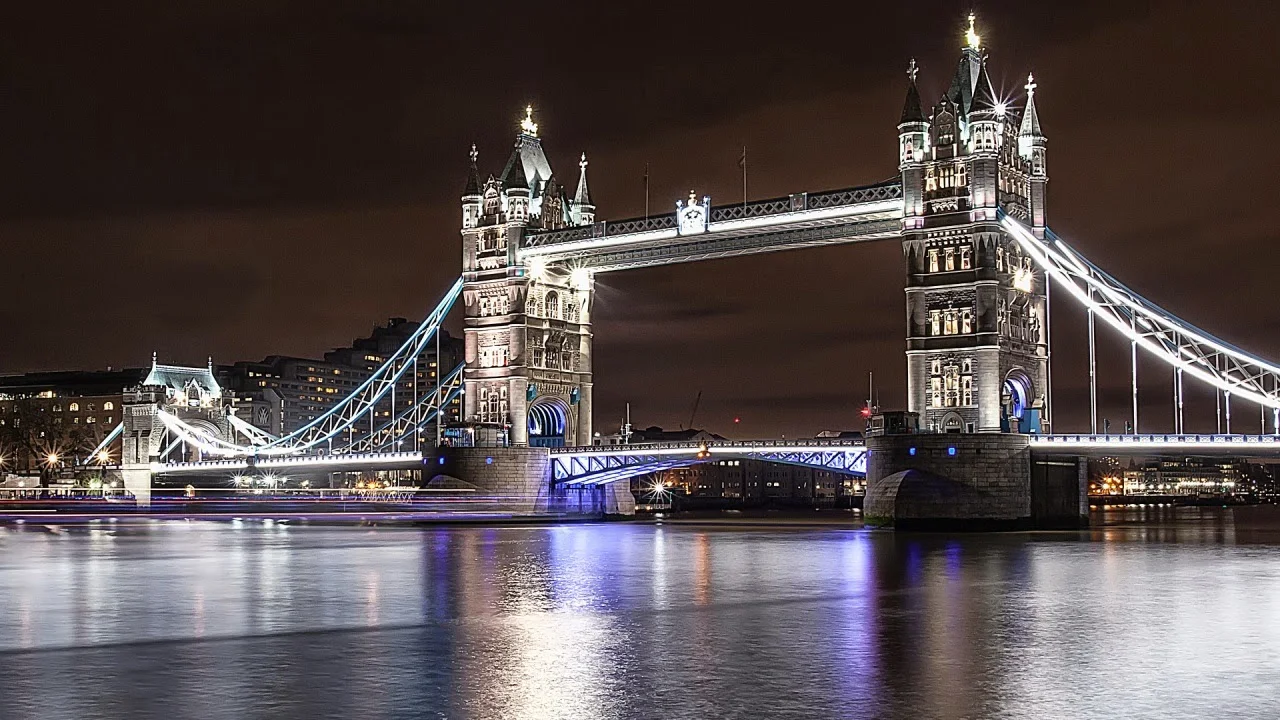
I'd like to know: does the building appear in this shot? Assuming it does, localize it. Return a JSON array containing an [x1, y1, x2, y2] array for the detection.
[[1122, 459, 1248, 498], [218, 319, 464, 438], [0, 368, 142, 473], [898, 15, 1050, 434], [460, 108, 597, 447]]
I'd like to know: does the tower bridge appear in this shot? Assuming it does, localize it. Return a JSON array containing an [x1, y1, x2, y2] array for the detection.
[[85, 17, 1280, 526]]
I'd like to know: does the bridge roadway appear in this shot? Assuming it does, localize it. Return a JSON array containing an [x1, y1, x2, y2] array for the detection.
[[152, 434, 1280, 482]]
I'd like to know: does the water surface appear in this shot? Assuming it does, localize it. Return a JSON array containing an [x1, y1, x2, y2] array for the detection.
[[1, 508, 1278, 719]]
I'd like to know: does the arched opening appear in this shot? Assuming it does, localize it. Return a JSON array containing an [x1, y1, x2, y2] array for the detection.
[[528, 398, 568, 448], [1002, 369, 1035, 432], [940, 412, 964, 434]]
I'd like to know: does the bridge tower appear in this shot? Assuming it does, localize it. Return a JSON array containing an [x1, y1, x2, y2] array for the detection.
[[898, 15, 1049, 434], [460, 108, 596, 447], [119, 357, 231, 505]]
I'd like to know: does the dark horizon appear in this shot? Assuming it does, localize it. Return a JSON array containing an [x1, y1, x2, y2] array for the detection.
[[3, 1, 1279, 438]]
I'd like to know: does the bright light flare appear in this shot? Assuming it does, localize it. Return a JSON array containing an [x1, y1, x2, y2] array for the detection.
[[97, 450, 111, 464], [46, 453, 60, 466], [570, 266, 592, 291], [527, 255, 548, 281]]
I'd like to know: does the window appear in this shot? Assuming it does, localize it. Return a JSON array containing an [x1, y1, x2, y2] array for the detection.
[[961, 375, 973, 406], [961, 308, 972, 334], [960, 247, 971, 270], [996, 247, 1004, 272], [69, 403, 79, 412], [929, 310, 941, 336], [931, 359, 941, 376], [544, 292, 560, 320], [945, 247, 955, 271], [944, 310, 958, 336], [928, 249, 939, 273], [479, 346, 509, 368], [929, 376, 943, 408]]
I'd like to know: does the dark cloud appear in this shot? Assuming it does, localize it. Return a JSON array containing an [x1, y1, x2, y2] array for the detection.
[[3, 0, 1278, 438]]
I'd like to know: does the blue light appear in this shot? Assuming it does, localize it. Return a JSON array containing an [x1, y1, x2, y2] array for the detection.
[[948, 446, 957, 456], [438, 456, 446, 465], [908, 447, 916, 456], [485, 457, 493, 465]]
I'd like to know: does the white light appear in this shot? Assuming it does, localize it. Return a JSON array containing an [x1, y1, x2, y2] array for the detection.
[[527, 255, 548, 281], [571, 267, 592, 290]]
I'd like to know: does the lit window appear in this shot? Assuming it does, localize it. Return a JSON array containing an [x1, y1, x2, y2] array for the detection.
[[960, 247, 971, 270], [69, 403, 79, 412], [928, 249, 939, 273], [945, 247, 955, 271], [961, 309, 972, 334], [103, 402, 114, 410], [929, 310, 941, 336]]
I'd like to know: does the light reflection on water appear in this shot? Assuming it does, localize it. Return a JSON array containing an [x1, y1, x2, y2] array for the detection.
[[0, 507, 1277, 719]]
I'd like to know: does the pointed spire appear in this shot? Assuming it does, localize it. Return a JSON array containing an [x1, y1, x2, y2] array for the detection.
[[900, 58, 926, 124], [463, 144, 481, 196], [1019, 73, 1043, 136], [575, 152, 593, 206], [970, 59, 998, 114], [152, 351, 157, 368], [964, 11, 981, 51], [503, 146, 528, 191]]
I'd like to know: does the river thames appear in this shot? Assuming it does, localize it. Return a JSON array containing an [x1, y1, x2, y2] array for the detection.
[[1, 508, 1278, 719]]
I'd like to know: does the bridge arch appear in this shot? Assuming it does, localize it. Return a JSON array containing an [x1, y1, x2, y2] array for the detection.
[[528, 396, 569, 448]]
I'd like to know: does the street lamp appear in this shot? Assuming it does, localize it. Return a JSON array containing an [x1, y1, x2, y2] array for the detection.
[[46, 452, 60, 467], [97, 450, 111, 465]]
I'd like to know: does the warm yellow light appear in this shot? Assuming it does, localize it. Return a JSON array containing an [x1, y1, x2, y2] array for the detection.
[[570, 266, 592, 291], [520, 105, 538, 136], [97, 450, 111, 464], [527, 255, 548, 281], [965, 12, 981, 50], [46, 453, 59, 465]]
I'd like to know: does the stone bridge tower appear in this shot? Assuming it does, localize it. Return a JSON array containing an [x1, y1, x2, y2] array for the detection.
[[898, 15, 1050, 434], [119, 357, 232, 505], [460, 108, 596, 447]]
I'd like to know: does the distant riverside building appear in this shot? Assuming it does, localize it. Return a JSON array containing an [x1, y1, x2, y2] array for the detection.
[[0, 369, 142, 472], [1122, 459, 1248, 498], [218, 319, 465, 437]]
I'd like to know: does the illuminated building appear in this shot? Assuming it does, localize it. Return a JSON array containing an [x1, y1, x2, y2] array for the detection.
[[899, 14, 1050, 434]]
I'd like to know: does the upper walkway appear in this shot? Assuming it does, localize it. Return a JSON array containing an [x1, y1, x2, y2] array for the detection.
[[520, 181, 903, 272]]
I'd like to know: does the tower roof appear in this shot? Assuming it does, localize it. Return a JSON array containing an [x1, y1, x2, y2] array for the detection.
[[1019, 73, 1043, 136], [900, 59, 926, 125], [970, 60, 998, 114], [463, 144, 481, 196], [947, 13, 986, 115], [574, 152, 593, 206], [502, 147, 529, 191]]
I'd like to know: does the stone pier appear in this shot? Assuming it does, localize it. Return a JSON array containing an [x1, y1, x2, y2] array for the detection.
[[864, 433, 1087, 530], [432, 447, 634, 517]]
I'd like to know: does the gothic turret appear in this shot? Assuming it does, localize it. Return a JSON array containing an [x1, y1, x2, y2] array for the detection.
[[503, 145, 530, 223], [573, 152, 595, 225], [898, 59, 930, 222], [462, 144, 482, 230], [1019, 73, 1048, 230]]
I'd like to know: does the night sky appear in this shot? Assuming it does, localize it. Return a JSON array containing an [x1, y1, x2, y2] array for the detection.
[[3, 1, 1279, 438]]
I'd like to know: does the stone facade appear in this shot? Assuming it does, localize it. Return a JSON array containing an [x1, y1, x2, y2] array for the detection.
[[460, 113, 596, 446], [898, 29, 1050, 434], [434, 446, 633, 516], [865, 433, 1032, 528]]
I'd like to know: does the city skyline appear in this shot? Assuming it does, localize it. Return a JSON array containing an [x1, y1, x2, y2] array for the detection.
[[3, 2, 1279, 438]]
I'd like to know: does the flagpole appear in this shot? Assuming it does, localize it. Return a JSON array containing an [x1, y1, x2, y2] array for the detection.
[[644, 163, 650, 220], [741, 145, 748, 209]]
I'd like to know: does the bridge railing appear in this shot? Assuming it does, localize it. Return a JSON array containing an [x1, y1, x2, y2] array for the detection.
[[1032, 434, 1280, 447]]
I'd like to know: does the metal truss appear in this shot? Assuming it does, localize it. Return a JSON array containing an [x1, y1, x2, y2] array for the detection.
[[550, 440, 868, 486], [228, 414, 276, 446], [158, 278, 464, 457], [1004, 216, 1280, 411], [339, 365, 464, 454]]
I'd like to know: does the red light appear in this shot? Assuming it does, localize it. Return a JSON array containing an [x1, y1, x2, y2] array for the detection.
[[860, 406, 873, 418], [733, 417, 741, 423]]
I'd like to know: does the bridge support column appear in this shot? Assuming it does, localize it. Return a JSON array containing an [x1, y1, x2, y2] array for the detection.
[[120, 465, 152, 508], [864, 433, 1086, 530]]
